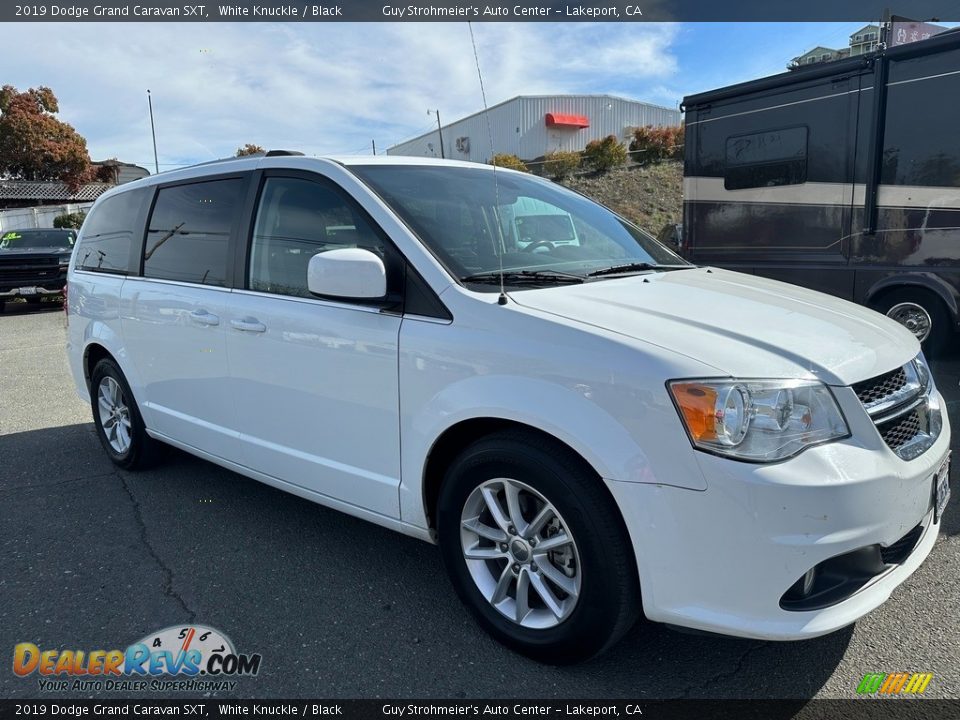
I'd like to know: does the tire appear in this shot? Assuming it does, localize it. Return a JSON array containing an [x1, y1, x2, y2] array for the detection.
[[873, 288, 952, 356], [90, 358, 162, 470], [437, 430, 641, 664]]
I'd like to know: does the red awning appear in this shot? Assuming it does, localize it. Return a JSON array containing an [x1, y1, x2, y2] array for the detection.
[[545, 113, 590, 129]]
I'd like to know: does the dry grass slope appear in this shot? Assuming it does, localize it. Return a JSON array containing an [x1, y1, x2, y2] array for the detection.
[[559, 160, 683, 235]]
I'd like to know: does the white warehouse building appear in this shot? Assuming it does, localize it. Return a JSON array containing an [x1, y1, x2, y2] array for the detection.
[[386, 94, 681, 164]]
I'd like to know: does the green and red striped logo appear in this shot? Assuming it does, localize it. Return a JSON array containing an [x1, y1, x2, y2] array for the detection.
[[857, 673, 933, 695]]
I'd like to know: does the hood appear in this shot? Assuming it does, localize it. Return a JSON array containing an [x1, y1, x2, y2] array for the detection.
[[510, 267, 918, 386], [0, 246, 71, 257]]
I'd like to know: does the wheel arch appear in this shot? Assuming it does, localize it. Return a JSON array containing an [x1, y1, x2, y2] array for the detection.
[[864, 273, 959, 322], [83, 342, 115, 391], [422, 417, 613, 535]]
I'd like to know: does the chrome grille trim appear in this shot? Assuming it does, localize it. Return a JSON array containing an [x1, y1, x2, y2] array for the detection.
[[854, 362, 922, 419], [854, 356, 940, 460]]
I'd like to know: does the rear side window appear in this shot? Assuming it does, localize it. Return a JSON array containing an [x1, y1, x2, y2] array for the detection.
[[724, 127, 808, 190], [75, 189, 147, 274], [144, 178, 244, 286]]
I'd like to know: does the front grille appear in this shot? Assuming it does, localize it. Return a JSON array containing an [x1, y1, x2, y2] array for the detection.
[[0, 256, 59, 269], [853, 367, 907, 406], [877, 410, 923, 450], [880, 523, 924, 565], [854, 358, 938, 460], [0, 256, 63, 288]]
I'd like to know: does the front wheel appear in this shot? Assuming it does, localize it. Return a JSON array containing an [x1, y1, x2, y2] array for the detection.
[[437, 430, 641, 664]]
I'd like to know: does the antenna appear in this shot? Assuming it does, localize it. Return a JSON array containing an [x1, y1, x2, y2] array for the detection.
[[467, 22, 508, 306]]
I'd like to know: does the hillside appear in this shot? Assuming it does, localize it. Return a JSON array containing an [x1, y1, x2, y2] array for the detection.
[[559, 160, 683, 235]]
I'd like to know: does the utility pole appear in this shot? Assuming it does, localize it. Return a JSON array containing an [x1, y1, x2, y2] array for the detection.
[[147, 90, 159, 174], [429, 109, 445, 159], [372, 139, 376, 155]]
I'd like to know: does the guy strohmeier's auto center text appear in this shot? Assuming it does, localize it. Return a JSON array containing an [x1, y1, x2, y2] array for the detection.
[[13, 2, 644, 19]]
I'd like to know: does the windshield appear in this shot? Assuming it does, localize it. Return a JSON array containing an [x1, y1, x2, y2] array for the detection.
[[350, 165, 687, 285], [0, 230, 76, 251]]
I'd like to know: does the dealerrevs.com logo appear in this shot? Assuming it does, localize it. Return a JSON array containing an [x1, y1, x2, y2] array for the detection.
[[13, 625, 261, 693]]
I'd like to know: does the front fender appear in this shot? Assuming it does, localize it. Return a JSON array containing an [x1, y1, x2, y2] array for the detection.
[[398, 373, 708, 530]]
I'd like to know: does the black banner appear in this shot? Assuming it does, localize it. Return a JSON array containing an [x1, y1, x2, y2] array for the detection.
[[2, 701, 960, 720], [3, 0, 960, 22]]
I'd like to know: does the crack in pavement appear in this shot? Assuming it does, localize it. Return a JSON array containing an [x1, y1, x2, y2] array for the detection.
[[118, 472, 197, 623], [674, 640, 768, 699], [0, 471, 118, 497]]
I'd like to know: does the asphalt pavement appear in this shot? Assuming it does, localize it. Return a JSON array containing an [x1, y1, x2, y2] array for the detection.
[[1, 303, 958, 700]]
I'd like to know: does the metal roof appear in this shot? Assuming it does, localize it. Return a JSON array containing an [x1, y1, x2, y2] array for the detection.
[[0, 181, 114, 201]]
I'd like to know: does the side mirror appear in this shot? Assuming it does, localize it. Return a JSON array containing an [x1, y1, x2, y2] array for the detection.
[[307, 248, 386, 300], [657, 223, 683, 251]]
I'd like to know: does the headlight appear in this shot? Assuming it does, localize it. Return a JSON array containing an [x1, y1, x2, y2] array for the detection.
[[668, 379, 850, 462]]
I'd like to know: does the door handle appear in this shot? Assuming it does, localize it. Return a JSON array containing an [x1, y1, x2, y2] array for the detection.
[[230, 317, 267, 333], [189, 309, 220, 326]]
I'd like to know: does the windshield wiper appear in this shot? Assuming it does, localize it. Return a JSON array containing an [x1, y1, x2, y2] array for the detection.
[[462, 269, 585, 285], [586, 263, 690, 278]]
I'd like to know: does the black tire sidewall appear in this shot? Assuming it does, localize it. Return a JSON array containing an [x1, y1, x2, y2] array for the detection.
[[90, 359, 148, 469], [437, 436, 638, 663]]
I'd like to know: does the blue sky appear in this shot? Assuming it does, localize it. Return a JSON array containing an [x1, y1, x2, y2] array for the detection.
[[2, 21, 948, 170]]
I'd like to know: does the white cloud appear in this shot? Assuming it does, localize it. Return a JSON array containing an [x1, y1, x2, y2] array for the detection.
[[3, 22, 679, 169]]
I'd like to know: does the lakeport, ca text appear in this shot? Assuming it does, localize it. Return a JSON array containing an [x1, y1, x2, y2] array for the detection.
[[381, 5, 641, 17]]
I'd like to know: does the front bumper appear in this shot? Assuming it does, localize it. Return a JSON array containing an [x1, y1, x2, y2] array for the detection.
[[0, 284, 66, 298], [607, 387, 950, 640]]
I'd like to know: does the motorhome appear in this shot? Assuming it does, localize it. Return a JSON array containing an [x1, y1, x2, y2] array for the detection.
[[681, 29, 960, 350]]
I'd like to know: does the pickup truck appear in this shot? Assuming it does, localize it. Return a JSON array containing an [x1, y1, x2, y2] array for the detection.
[[0, 228, 76, 312]]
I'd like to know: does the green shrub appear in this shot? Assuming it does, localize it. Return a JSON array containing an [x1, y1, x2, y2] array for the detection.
[[583, 135, 628, 172], [542, 151, 581, 180], [53, 212, 86, 229], [490, 153, 529, 172], [629, 124, 684, 162]]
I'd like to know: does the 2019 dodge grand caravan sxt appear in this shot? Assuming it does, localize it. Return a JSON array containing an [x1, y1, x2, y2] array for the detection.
[[66, 153, 952, 663]]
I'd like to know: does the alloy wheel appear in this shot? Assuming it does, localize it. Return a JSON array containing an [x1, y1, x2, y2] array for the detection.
[[460, 478, 581, 629], [97, 376, 132, 454]]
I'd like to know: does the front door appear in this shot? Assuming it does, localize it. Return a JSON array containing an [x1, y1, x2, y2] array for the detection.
[[225, 173, 403, 518]]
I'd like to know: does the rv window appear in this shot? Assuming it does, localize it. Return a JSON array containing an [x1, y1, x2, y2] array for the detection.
[[723, 127, 808, 190]]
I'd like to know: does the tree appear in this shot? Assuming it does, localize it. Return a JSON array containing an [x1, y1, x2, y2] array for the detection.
[[236, 143, 266, 157], [543, 151, 581, 180], [629, 125, 685, 162], [583, 135, 628, 173], [490, 153, 529, 172], [54, 211, 86, 229], [0, 85, 92, 191]]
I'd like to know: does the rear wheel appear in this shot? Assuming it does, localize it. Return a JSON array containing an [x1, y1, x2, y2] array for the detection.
[[90, 358, 162, 470], [437, 430, 641, 664], [873, 288, 952, 355]]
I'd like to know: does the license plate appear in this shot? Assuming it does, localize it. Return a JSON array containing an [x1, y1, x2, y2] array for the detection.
[[18, 286, 37, 295], [934, 454, 951, 524]]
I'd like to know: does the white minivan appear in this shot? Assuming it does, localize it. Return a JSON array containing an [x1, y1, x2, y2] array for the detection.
[[66, 153, 951, 663]]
